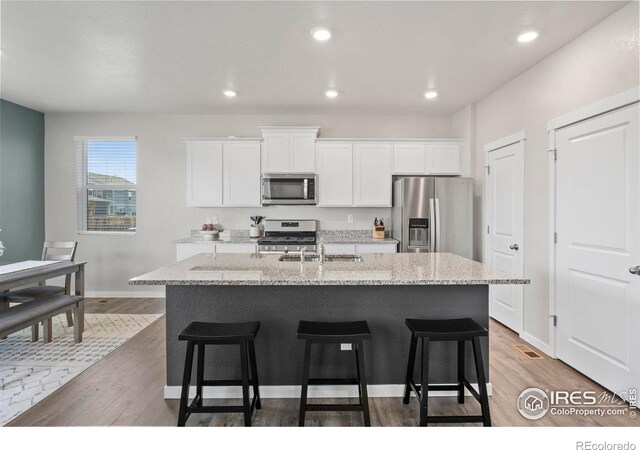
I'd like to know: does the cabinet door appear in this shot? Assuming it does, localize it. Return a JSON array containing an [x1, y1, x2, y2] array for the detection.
[[324, 244, 356, 254], [262, 133, 290, 173], [316, 143, 353, 206], [223, 143, 261, 206], [186, 143, 223, 207], [353, 143, 392, 206], [393, 143, 427, 174], [215, 244, 257, 254], [355, 243, 397, 254], [176, 244, 216, 261], [290, 133, 317, 173], [426, 143, 461, 175]]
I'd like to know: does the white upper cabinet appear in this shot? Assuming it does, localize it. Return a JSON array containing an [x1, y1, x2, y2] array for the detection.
[[223, 142, 261, 207], [316, 142, 353, 207], [185, 139, 261, 207], [259, 126, 320, 173], [261, 133, 290, 173], [354, 143, 392, 207], [426, 142, 461, 175], [392, 140, 461, 175], [186, 142, 223, 207], [393, 143, 427, 174]]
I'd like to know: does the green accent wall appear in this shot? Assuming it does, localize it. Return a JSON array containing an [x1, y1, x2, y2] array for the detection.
[[0, 99, 45, 263]]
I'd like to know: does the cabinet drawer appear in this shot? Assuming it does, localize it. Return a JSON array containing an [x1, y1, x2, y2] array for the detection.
[[323, 244, 356, 254], [215, 244, 257, 254], [355, 243, 397, 254], [176, 244, 216, 261]]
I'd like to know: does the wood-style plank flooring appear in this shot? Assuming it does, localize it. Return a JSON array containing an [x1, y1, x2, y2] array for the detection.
[[7, 298, 639, 427]]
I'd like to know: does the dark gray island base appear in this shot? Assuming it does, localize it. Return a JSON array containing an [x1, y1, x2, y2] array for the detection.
[[130, 252, 529, 398], [165, 284, 489, 392]]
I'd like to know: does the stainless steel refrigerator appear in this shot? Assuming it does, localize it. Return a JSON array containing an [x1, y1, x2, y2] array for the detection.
[[392, 177, 473, 258]]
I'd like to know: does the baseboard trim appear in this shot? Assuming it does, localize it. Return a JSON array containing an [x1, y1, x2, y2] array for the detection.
[[86, 291, 165, 299], [520, 331, 553, 358], [164, 383, 492, 399]]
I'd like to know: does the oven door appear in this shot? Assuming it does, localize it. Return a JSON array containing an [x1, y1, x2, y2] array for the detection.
[[262, 174, 316, 205]]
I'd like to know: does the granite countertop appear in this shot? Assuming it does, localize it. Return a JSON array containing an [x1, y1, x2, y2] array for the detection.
[[130, 252, 530, 286], [174, 230, 398, 246]]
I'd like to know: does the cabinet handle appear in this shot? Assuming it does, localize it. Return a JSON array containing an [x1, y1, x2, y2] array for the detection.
[[629, 265, 640, 275], [510, 244, 519, 251]]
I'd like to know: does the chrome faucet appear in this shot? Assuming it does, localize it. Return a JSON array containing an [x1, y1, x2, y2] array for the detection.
[[319, 237, 325, 264]]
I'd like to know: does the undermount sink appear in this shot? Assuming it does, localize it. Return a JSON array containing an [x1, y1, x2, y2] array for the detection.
[[278, 254, 364, 262]]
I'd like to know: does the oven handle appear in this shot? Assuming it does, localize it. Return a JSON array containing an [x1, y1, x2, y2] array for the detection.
[[303, 179, 309, 200]]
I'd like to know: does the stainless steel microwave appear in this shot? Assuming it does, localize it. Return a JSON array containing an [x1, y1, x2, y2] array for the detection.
[[262, 173, 317, 205]]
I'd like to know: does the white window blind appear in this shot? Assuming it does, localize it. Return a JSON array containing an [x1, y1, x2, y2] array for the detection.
[[75, 137, 137, 233]]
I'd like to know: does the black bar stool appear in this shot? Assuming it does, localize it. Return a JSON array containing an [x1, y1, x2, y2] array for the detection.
[[297, 320, 372, 427], [403, 318, 491, 426], [177, 321, 261, 427]]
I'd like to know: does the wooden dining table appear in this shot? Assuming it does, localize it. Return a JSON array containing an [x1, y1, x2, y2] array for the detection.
[[0, 260, 87, 331]]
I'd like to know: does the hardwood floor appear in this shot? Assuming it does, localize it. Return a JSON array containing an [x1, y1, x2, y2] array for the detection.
[[7, 298, 639, 427]]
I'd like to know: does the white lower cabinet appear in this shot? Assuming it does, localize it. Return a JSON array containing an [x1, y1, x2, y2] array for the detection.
[[323, 244, 356, 254], [176, 244, 216, 261], [356, 243, 397, 254], [176, 243, 257, 261], [323, 243, 397, 254], [215, 244, 258, 254]]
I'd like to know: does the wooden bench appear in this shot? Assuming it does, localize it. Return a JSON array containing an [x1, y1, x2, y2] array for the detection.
[[0, 294, 84, 343]]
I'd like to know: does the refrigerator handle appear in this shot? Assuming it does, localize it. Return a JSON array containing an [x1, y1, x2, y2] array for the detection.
[[429, 198, 435, 252], [435, 198, 441, 252]]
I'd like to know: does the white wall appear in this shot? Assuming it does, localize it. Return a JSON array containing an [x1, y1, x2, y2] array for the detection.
[[44, 113, 452, 295], [471, 3, 639, 350]]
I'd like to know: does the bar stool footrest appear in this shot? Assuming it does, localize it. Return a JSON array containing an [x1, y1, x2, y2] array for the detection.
[[426, 415, 485, 424], [307, 377, 360, 386], [304, 404, 365, 412]]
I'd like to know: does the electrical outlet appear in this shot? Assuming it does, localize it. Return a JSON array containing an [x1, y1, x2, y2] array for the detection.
[[347, 214, 354, 223], [341, 343, 352, 351]]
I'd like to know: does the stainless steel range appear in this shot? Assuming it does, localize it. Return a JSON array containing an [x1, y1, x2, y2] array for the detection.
[[258, 219, 317, 253]]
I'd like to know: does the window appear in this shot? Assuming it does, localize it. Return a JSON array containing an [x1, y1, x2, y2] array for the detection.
[[75, 137, 137, 233]]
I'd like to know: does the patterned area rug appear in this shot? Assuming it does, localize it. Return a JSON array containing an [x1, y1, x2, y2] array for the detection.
[[0, 313, 162, 426]]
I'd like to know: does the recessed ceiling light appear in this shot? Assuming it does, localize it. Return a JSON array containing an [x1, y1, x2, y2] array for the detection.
[[424, 91, 438, 99], [325, 89, 339, 98], [517, 31, 538, 43], [223, 90, 237, 98], [311, 27, 332, 41]]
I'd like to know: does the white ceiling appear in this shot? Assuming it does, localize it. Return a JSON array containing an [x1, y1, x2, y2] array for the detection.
[[0, 1, 627, 115]]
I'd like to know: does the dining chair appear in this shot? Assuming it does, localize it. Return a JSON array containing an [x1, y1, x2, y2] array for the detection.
[[1, 241, 78, 333]]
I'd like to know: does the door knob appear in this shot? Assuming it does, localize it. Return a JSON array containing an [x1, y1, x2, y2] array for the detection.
[[510, 244, 519, 251], [629, 265, 640, 275]]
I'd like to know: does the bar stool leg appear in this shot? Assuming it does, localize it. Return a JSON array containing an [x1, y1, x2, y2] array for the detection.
[[354, 341, 362, 401], [240, 340, 252, 426], [196, 344, 205, 407], [355, 340, 371, 427], [403, 335, 418, 404], [178, 341, 195, 426], [419, 337, 430, 427], [298, 340, 312, 427], [472, 337, 492, 427], [457, 340, 465, 404], [248, 340, 261, 410]]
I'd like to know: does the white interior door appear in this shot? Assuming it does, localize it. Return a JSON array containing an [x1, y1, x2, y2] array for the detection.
[[486, 140, 524, 333], [555, 103, 639, 397]]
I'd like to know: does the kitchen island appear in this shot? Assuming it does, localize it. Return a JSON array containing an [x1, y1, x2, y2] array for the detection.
[[130, 252, 529, 399]]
